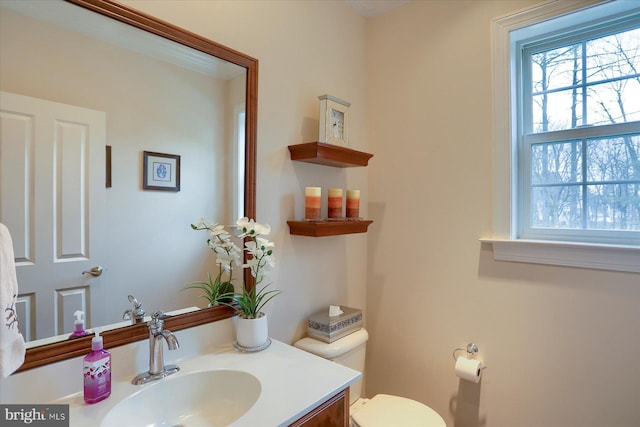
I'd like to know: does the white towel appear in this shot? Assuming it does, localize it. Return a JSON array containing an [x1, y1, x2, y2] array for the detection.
[[0, 223, 26, 377]]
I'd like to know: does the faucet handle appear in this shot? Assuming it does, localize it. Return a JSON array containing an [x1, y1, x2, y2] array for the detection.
[[129, 294, 143, 309], [148, 311, 166, 331]]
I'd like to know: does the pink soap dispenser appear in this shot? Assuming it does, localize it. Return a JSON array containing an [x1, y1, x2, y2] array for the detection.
[[83, 330, 111, 404], [69, 310, 89, 339]]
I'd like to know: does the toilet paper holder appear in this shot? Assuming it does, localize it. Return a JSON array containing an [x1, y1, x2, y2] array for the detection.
[[452, 343, 486, 370], [452, 343, 478, 360]]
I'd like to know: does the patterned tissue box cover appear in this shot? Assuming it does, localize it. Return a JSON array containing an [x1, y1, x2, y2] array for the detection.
[[307, 306, 363, 343]]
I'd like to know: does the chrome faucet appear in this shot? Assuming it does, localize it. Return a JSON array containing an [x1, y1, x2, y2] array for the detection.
[[123, 294, 146, 324], [132, 311, 180, 385]]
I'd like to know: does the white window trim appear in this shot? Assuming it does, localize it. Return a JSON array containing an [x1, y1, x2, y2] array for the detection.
[[485, 0, 640, 273], [232, 104, 246, 220]]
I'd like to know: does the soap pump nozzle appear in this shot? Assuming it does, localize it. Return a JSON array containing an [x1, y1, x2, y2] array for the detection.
[[92, 329, 104, 351]]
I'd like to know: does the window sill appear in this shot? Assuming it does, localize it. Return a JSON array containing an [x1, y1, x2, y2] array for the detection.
[[480, 238, 640, 273]]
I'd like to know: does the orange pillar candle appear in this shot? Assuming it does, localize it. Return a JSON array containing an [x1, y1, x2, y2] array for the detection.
[[327, 188, 343, 219], [305, 187, 322, 220], [346, 189, 360, 219]]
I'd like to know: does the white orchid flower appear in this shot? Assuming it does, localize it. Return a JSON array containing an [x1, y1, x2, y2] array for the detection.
[[236, 217, 250, 227], [255, 237, 274, 249], [209, 224, 226, 236], [235, 217, 253, 237], [236, 217, 271, 238], [254, 222, 271, 236]]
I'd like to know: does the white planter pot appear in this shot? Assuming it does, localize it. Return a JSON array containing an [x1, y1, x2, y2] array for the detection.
[[236, 313, 268, 348]]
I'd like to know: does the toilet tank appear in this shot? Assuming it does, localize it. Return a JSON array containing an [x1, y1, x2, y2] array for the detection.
[[294, 328, 369, 404]]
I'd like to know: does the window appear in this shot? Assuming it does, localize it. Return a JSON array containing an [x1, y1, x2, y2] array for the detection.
[[519, 15, 640, 245], [487, 0, 640, 272]]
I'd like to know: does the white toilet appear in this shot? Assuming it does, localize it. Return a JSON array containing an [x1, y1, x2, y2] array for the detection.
[[294, 328, 446, 427]]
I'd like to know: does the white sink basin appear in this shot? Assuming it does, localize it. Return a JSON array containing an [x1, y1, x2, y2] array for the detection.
[[101, 370, 261, 427]]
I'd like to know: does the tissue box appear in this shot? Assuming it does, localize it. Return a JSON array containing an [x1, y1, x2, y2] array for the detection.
[[307, 306, 363, 343]]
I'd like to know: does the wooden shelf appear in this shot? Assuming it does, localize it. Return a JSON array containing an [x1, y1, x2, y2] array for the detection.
[[288, 142, 373, 236], [287, 220, 373, 237], [288, 142, 373, 167]]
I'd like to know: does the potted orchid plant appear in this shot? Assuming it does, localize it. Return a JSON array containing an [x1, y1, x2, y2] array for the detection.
[[187, 217, 280, 349], [233, 217, 281, 348], [183, 221, 240, 307]]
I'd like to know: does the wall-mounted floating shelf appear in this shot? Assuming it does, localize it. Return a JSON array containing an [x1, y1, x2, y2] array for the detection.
[[287, 220, 373, 237], [288, 142, 373, 236], [288, 142, 373, 168]]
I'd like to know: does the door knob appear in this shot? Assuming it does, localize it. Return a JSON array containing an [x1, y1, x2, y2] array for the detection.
[[82, 266, 103, 277]]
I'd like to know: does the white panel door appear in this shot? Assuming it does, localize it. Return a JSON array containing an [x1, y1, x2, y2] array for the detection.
[[0, 91, 106, 340]]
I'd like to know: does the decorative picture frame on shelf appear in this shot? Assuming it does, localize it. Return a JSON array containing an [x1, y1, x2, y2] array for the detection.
[[143, 151, 180, 192], [319, 94, 350, 146]]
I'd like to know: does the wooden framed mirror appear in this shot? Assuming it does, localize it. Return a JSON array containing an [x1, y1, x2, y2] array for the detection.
[[7, 0, 258, 372]]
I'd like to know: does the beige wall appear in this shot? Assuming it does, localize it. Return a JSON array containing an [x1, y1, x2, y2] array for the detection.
[[24, 0, 638, 425], [366, 1, 640, 427]]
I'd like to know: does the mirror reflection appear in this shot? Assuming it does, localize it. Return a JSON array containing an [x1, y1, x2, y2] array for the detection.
[[0, 0, 247, 345]]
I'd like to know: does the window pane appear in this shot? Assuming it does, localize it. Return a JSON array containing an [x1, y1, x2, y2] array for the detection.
[[532, 89, 583, 132], [586, 28, 640, 84], [586, 29, 640, 125], [531, 141, 583, 184], [529, 26, 640, 133], [587, 183, 640, 230], [531, 43, 583, 92], [531, 185, 582, 228], [586, 135, 640, 182], [586, 78, 640, 125]]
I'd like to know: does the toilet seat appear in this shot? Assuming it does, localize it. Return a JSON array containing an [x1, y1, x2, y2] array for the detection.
[[351, 394, 446, 427]]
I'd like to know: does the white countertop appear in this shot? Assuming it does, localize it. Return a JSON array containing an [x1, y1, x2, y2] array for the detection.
[[58, 338, 361, 427]]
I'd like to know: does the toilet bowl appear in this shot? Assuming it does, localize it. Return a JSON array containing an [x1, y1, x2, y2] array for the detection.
[[294, 328, 446, 427]]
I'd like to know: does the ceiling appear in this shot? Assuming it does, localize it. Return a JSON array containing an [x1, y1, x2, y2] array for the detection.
[[345, 0, 413, 17]]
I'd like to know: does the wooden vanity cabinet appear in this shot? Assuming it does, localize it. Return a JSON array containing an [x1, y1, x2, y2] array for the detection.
[[289, 388, 350, 427]]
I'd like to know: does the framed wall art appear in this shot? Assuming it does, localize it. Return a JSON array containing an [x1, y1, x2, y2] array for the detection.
[[106, 145, 112, 188], [143, 151, 180, 192]]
